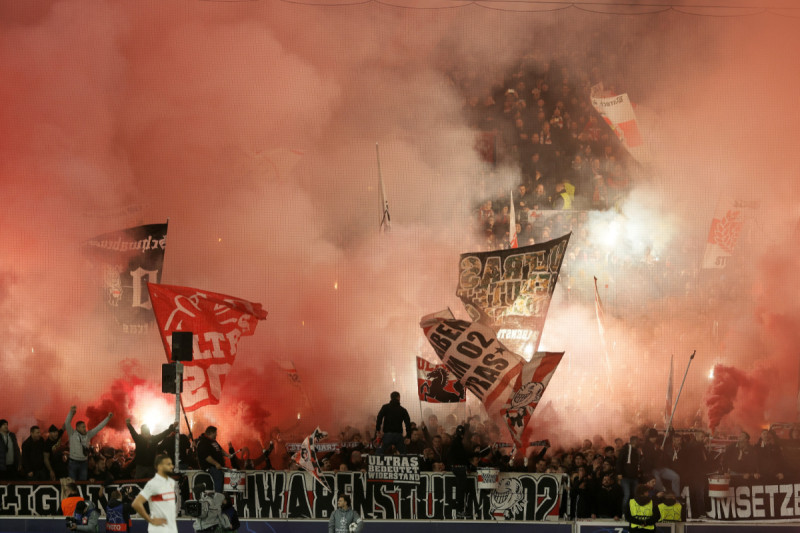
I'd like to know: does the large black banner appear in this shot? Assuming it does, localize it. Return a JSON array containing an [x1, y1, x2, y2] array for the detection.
[[84, 222, 168, 333], [456, 234, 570, 357], [0, 471, 565, 521]]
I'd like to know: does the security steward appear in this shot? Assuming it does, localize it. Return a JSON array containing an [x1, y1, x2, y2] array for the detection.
[[658, 490, 685, 522], [625, 484, 661, 530]]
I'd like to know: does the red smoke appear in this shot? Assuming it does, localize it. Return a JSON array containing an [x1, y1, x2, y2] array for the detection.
[[705, 364, 769, 435], [2, 1, 800, 452], [84, 375, 146, 432]]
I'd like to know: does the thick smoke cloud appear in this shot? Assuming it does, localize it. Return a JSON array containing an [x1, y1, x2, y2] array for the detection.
[[1, 0, 800, 455]]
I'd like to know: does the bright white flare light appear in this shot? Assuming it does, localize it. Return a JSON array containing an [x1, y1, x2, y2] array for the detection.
[[133, 394, 173, 432], [603, 219, 621, 248], [142, 405, 172, 431], [708, 367, 715, 380]]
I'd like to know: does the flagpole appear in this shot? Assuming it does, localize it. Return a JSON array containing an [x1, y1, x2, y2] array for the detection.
[[174, 361, 183, 472], [662, 350, 696, 448], [376, 143, 390, 233]]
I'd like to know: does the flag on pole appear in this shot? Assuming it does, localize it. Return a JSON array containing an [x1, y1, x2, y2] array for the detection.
[[420, 312, 523, 412], [147, 283, 267, 411], [456, 234, 570, 360], [509, 191, 518, 249], [291, 427, 331, 490], [590, 83, 648, 163], [501, 351, 564, 446], [593, 277, 612, 378], [701, 199, 757, 269], [83, 222, 169, 333], [277, 360, 301, 385], [376, 143, 391, 233], [416, 356, 466, 403], [665, 354, 674, 428]]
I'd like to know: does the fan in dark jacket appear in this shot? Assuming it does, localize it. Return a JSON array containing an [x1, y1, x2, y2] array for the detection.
[[593, 473, 624, 520]]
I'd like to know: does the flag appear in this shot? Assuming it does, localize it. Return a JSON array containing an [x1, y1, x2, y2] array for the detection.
[[501, 352, 564, 446], [376, 143, 391, 233], [509, 191, 518, 249], [83, 222, 168, 333], [147, 283, 267, 411], [456, 233, 570, 359], [291, 427, 331, 490], [701, 199, 758, 268], [593, 276, 612, 377], [665, 354, 674, 428], [416, 356, 466, 403], [277, 360, 301, 385], [420, 313, 523, 411], [590, 83, 648, 163]]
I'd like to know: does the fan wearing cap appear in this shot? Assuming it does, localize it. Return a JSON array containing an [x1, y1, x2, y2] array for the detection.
[[44, 424, 66, 479]]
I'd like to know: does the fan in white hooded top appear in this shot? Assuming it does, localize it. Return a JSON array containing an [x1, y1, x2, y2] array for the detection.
[[132, 454, 178, 533]]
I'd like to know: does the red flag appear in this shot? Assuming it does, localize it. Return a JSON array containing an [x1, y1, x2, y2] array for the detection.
[[501, 352, 564, 446], [416, 356, 466, 403], [147, 283, 267, 411]]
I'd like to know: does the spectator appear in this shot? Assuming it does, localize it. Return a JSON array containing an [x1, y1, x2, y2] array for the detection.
[[44, 424, 66, 479], [592, 473, 623, 520], [420, 448, 435, 471], [617, 435, 641, 515], [641, 428, 680, 497], [375, 391, 412, 456], [21, 426, 50, 481], [0, 419, 21, 480], [406, 429, 426, 455], [724, 431, 758, 479], [126, 418, 175, 479], [570, 465, 594, 519], [756, 429, 785, 482], [347, 450, 366, 472], [447, 425, 473, 518], [64, 406, 113, 481], [197, 426, 228, 493]]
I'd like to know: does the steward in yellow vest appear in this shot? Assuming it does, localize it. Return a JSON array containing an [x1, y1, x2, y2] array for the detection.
[[658, 491, 685, 522], [625, 484, 661, 530]]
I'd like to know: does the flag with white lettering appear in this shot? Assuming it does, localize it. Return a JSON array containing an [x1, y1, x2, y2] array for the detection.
[[83, 223, 168, 333], [147, 283, 267, 411], [367, 454, 420, 484], [501, 352, 564, 446], [416, 356, 466, 403], [590, 83, 648, 163], [701, 199, 758, 269], [291, 427, 331, 490], [420, 314, 523, 411], [456, 234, 570, 359]]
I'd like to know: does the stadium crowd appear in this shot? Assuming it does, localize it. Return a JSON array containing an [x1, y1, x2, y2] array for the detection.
[[3, 410, 800, 522]]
